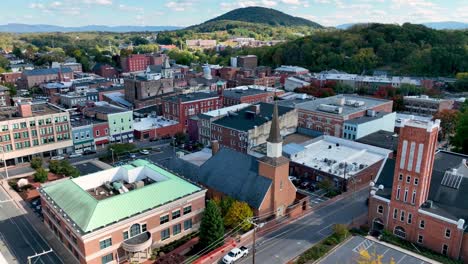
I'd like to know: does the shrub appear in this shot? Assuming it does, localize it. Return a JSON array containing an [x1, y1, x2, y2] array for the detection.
[[30, 157, 43, 170], [332, 224, 349, 240], [33, 168, 48, 183]]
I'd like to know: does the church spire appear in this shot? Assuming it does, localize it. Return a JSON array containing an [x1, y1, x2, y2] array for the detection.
[[266, 102, 282, 158], [267, 102, 282, 144]]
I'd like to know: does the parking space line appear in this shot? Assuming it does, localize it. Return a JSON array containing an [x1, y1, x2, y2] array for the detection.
[[396, 255, 406, 264]]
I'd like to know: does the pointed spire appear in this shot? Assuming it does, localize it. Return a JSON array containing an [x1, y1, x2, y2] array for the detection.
[[267, 102, 282, 143]]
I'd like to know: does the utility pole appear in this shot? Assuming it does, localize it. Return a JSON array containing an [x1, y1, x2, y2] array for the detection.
[[248, 219, 264, 264], [28, 249, 53, 264], [110, 148, 115, 164]]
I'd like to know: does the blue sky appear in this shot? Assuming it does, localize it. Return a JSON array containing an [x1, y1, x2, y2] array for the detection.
[[1, 0, 466, 27]]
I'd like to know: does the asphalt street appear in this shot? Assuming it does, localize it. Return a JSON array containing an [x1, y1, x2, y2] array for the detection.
[[0, 187, 62, 264], [237, 188, 369, 264]]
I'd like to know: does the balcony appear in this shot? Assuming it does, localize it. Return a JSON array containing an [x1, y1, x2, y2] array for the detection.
[[122, 232, 152, 252]]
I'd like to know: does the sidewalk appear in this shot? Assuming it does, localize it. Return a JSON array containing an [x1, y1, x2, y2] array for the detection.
[[0, 180, 78, 264]]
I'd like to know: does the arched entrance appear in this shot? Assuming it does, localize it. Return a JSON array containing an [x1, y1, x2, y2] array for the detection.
[[394, 226, 406, 238], [372, 218, 384, 232]]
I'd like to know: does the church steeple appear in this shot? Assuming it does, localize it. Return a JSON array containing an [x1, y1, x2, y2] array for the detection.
[[266, 102, 283, 158]]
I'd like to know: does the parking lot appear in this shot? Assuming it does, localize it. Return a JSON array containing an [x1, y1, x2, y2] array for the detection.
[[319, 236, 431, 264], [74, 162, 102, 175], [291, 177, 330, 206]]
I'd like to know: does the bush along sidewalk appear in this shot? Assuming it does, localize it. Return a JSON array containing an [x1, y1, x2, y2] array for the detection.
[[381, 231, 463, 264], [296, 224, 350, 264]]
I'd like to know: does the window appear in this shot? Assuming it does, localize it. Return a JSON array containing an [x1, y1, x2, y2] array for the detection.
[[404, 188, 408, 202], [72, 236, 77, 245], [142, 224, 147, 232], [160, 215, 169, 225], [129, 224, 141, 237], [417, 235, 423, 244], [172, 210, 181, 220], [184, 219, 192, 230], [442, 244, 448, 256], [393, 208, 398, 219], [407, 213, 412, 224], [377, 205, 383, 214], [101, 253, 113, 264], [99, 238, 112, 249], [161, 228, 170, 240], [414, 178, 419, 185], [396, 186, 401, 200], [173, 224, 181, 235], [183, 206, 192, 215], [411, 190, 416, 204], [406, 175, 411, 183], [394, 226, 406, 239], [400, 211, 405, 222], [445, 228, 451, 238], [123, 231, 129, 240], [96, 130, 100, 136], [419, 220, 425, 229]]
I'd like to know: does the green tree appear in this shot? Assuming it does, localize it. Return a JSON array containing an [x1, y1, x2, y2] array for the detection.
[[224, 201, 253, 231], [452, 110, 468, 155], [59, 160, 80, 178], [174, 132, 187, 145], [433, 110, 460, 141], [48, 160, 61, 174], [215, 196, 235, 217], [33, 168, 48, 183], [199, 200, 225, 249], [30, 157, 43, 170]]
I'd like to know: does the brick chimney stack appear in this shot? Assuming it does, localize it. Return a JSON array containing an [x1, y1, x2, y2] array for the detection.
[[211, 140, 220, 156], [18, 102, 33, 117]]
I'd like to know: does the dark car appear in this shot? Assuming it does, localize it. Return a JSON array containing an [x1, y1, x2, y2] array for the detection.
[[83, 150, 97, 155], [149, 138, 159, 142]]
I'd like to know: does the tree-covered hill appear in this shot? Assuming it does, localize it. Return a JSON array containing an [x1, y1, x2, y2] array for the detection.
[[237, 23, 467, 76], [197, 6, 322, 28]]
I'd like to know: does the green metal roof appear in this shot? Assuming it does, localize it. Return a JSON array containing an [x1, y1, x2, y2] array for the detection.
[[41, 160, 202, 233]]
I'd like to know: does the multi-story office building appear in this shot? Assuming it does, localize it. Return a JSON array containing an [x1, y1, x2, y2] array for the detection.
[[342, 111, 396, 140], [223, 88, 275, 106], [368, 118, 468, 261], [120, 54, 167, 73], [40, 159, 206, 264], [0, 102, 73, 165], [403, 95, 454, 117], [20, 67, 74, 88]]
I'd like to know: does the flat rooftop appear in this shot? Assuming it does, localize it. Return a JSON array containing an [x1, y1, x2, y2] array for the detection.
[[223, 88, 271, 99], [295, 95, 391, 117], [344, 112, 392, 125], [200, 103, 250, 119], [0, 103, 66, 121], [133, 116, 178, 131], [40, 159, 202, 234], [287, 135, 391, 177], [163, 92, 219, 103]]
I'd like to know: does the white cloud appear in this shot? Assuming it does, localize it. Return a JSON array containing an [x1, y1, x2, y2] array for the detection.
[[281, 0, 301, 4], [165, 0, 196, 11], [83, 0, 112, 5]]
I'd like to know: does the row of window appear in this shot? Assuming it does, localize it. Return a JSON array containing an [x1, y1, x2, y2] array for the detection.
[[161, 219, 193, 240], [395, 185, 417, 204], [391, 207, 452, 238], [398, 174, 419, 185], [0, 117, 68, 132]]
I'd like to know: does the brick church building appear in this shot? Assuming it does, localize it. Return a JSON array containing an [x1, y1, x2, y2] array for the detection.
[[368, 118, 468, 261]]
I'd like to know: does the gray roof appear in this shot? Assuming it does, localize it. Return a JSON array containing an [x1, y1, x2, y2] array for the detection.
[[158, 148, 272, 209], [163, 92, 220, 103], [213, 102, 292, 132], [90, 105, 129, 114], [375, 151, 468, 225], [295, 95, 391, 117], [344, 112, 391, 125], [23, 67, 73, 76], [223, 88, 270, 100], [356, 130, 399, 152]]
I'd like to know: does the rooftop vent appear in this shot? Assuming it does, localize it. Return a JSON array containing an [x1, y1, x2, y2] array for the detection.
[[441, 169, 464, 189]]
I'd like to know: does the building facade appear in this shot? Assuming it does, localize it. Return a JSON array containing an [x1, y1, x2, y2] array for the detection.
[[40, 160, 206, 264], [223, 88, 274, 106], [120, 54, 166, 73], [71, 123, 96, 153], [403, 95, 454, 117], [0, 102, 73, 165], [368, 118, 468, 261], [342, 111, 396, 140], [21, 67, 74, 88]]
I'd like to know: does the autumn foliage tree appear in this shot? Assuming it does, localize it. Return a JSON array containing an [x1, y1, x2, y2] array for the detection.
[[224, 201, 254, 232], [357, 249, 395, 264], [433, 110, 461, 141]]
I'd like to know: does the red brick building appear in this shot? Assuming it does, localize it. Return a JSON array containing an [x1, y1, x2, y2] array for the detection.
[[133, 117, 181, 140], [0, 72, 22, 85], [120, 54, 166, 73], [20, 67, 74, 88], [92, 122, 110, 147], [162, 92, 222, 131], [368, 118, 468, 261], [296, 95, 393, 137], [222, 88, 275, 106], [93, 64, 118, 79]]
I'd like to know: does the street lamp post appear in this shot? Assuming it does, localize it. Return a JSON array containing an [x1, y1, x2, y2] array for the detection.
[[110, 148, 115, 164], [27, 249, 53, 264]]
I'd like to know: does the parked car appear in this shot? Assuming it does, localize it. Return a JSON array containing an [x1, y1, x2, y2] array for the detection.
[[31, 199, 41, 207], [300, 181, 310, 189], [128, 152, 136, 159], [222, 246, 249, 264], [139, 149, 150, 155], [68, 153, 82, 158], [50, 156, 64, 161], [149, 138, 159, 142], [83, 150, 96, 155]]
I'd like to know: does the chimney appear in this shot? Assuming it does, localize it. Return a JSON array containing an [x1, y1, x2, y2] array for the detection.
[[250, 104, 260, 114], [211, 140, 220, 155], [18, 102, 33, 117]]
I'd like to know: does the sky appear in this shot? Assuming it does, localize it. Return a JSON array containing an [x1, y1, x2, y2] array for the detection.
[[0, 0, 466, 27]]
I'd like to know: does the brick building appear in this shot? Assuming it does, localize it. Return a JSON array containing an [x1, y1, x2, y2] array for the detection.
[[40, 159, 206, 264], [124, 77, 174, 103], [295, 95, 393, 137], [223, 88, 275, 106], [133, 116, 180, 140], [91, 122, 110, 149], [161, 92, 222, 131], [0, 85, 10, 107], [211, 103, 298, 153], [161, 105, 308, 218], [20, 67, 74, 88], [93, 64, 118, 79], [120, 54, 166, 73], [368, 118, 468, 261], [403, 95, 454, 117], [285, 135, 392, 191], [235, 55, 258, 69], [0, 72, 22, 85]]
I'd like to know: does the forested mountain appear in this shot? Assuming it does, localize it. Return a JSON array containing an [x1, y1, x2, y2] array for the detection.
[[199, 7, 322, 28], [236, 23, 467, 76]]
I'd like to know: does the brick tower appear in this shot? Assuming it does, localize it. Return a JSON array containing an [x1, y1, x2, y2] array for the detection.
[[388, 119, 440, 241]]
